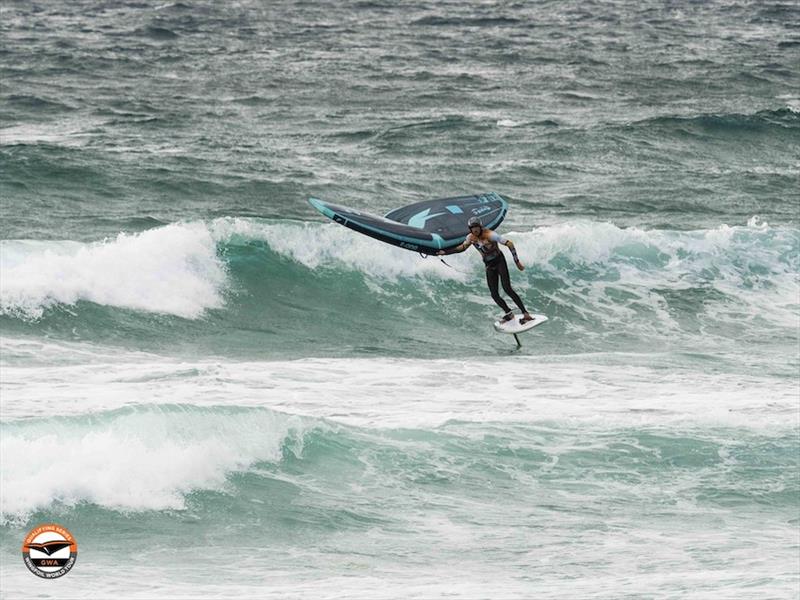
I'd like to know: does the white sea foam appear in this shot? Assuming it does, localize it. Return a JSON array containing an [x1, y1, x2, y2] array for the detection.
[[0, 405, 305, 523], [0, 118, 102, 147], [2, 338, 796, 431], [1, 339, 797, 522], [218, 215, 798, 295], [0, 223, 227, 319], [506, 217, 800, 330], [497, 118, 523, 127], [209, 217, 472, 281]]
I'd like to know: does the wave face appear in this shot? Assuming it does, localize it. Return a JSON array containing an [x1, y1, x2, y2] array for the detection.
[[2, 401, 796, 521], [1, 223, 226, 320], [631, 108, 799, 136], [0, 405, 303, 520], [1, 401, 797, 597], [2, 217, 797, 362]]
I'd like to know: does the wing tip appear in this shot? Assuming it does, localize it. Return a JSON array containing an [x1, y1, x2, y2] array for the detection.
[[308, 197, 335, 219]]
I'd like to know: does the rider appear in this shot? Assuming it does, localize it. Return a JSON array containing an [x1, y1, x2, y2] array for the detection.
[[439, 216, 533, 324]]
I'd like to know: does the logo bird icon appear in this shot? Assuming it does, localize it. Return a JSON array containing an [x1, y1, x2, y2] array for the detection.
[[25, 541, 72, 555]]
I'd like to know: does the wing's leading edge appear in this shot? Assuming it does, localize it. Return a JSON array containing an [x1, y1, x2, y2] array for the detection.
[[308, 193, 508, 254]]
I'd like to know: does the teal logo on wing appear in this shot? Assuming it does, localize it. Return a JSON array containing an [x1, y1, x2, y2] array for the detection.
[[408, 208, 446, 228]]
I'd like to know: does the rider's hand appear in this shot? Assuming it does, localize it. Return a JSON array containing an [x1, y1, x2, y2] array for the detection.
[[515, 260, 524, 271]]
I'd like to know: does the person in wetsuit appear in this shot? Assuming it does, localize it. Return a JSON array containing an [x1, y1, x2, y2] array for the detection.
[[438, 216, 534, 324]]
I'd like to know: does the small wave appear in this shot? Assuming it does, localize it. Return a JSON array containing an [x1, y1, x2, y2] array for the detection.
[[0, 405, 311, 524], [377, 115, 473, 139], [558, 91, 600, 102], [0, 223, 227, 320], [5, 94, 74, 112], [410, 15, 520, 27], [230, 95, 274, 106], [496, 117, 561, 129], [154, 1, 193, 10], [135, 25, 180, 40], [629, 108, 799, 135], [2, 397, 796, 525], [0, 118, 103, 147]]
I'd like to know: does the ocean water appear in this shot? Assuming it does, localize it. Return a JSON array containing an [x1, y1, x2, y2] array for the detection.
[[1, 0, 798, 598]]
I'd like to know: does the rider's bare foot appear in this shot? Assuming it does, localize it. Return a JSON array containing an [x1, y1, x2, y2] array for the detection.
[[519, 313, 534, 324], [501, 312, 515, 323]]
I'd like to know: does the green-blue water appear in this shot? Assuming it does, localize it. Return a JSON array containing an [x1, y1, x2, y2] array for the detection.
[[1, 1, 798, 597]]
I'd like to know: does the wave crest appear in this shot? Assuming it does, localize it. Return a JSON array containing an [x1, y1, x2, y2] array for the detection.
[[0, 405, 309, 524], [1, 217, 796, 335], [1, 223, 226, 320]]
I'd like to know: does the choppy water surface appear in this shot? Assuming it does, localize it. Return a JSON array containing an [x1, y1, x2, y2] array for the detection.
[[1, 1, 798, 598]]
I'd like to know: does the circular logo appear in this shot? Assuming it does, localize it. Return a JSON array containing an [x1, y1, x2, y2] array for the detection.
[[22, 524, 78, 579]]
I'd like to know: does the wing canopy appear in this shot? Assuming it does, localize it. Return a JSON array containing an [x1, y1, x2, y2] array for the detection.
[[308, 192, 508, 254]]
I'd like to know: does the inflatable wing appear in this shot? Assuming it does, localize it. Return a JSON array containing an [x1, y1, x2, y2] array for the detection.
[[308, 192, 508, 254]]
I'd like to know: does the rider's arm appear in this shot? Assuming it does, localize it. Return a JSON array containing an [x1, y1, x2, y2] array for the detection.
[[489, 231, 521, 264], [439, 235, 472, 255]]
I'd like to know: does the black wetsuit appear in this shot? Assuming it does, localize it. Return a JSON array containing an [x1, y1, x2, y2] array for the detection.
[[472, 234, 527, 315]]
